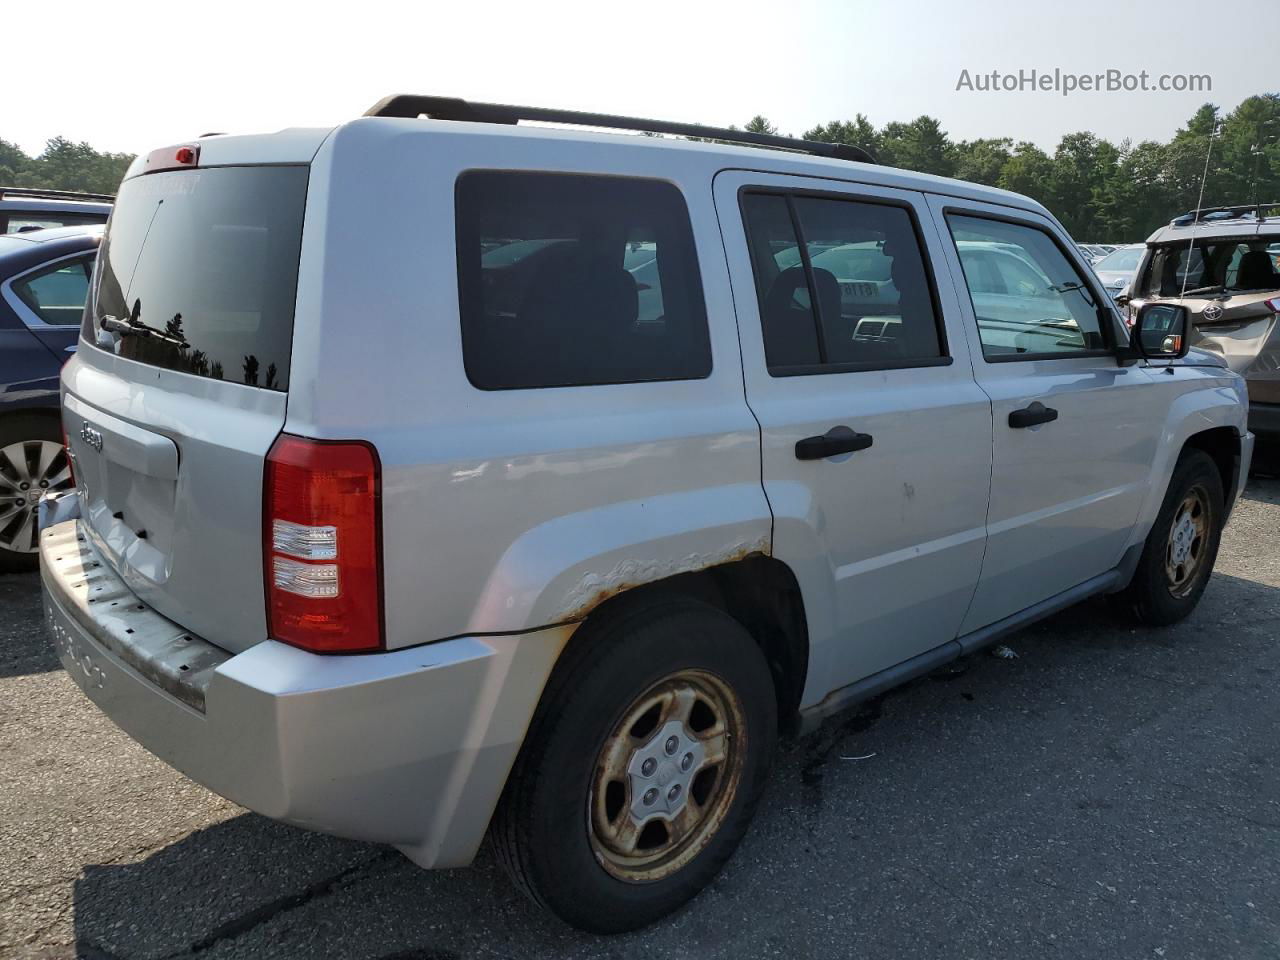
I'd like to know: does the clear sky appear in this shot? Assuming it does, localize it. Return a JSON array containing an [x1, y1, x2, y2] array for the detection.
[[6, 0, 1277, 157]]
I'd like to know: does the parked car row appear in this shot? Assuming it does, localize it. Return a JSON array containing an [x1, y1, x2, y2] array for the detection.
[[1, 187, 111, 234], [1077, 242, 1123, 263], [38, 96, 1251, 933], [0, 223, 100, 569]]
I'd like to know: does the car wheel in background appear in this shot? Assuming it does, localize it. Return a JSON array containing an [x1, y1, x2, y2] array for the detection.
[[0, 415, 74, 573]]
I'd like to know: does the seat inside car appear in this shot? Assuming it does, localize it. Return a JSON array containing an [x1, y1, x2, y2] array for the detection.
[[1235, 249, 1280, 290]]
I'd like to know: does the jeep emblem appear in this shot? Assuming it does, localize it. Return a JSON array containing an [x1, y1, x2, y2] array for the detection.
[[80, 422, 103, 453]]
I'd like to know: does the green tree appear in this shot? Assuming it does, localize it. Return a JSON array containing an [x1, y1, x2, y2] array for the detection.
[[878, 116, 955, 177], [803, 115, 881, 158], [743, 115, 778, 136], [953, 137, 1013, 186]]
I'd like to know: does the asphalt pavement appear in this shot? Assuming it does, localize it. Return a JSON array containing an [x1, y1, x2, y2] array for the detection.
[[2, 475, 1279, 960]]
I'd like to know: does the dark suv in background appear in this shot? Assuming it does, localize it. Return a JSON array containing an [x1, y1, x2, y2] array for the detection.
[[0, 224, 100, 569]]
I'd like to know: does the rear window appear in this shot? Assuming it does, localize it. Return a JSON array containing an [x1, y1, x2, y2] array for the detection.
[[87, 166, 308, 390], [1140, 237, 1280, 297], [456, 171, 711, 390]]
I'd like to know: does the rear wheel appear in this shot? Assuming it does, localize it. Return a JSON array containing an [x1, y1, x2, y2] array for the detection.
[[492, 598, 777, 933], [0, 415, 73, 573], [1118, 449, 1224, 625]]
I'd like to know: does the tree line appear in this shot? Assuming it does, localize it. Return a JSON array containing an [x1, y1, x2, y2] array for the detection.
[[0, 137, 135, 197], [746, 94, 1280, 241], [6, 92, 1279, 242]]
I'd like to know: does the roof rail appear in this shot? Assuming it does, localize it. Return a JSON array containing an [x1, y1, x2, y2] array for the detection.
[[364, 95, 878, 165], [1170, 202, 1280, 226], [0, 186, 115, 203]]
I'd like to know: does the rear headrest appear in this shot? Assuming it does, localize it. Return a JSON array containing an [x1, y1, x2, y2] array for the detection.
[[1236, 250, 1279, 290]]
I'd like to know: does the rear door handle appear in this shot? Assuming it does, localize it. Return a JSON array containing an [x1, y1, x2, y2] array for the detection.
[[1008, 402, 1059, 429], [795, 426, 874, 461]]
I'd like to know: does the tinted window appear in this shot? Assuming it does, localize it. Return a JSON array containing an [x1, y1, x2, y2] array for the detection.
[[741, 192, 944, 372], [89, 166, 308, 390], [949, 216, 1106, 359], [11, 255, 93, 325], [456, 172, 710, 390]]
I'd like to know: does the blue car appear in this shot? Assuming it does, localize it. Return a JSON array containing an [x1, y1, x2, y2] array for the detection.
[[0, 224, 101, 570]]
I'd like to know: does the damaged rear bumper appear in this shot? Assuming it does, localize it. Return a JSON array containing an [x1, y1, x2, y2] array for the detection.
[[40, 517, 570, 868]]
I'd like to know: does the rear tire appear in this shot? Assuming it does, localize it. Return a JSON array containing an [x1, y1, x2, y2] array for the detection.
[[1117, 449, 1224, 626], [492, 597, 777, 933], [0, 414, 72, 574]]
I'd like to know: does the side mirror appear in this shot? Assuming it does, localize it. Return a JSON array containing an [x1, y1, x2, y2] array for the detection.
[[1132, 302, 1190, 359]]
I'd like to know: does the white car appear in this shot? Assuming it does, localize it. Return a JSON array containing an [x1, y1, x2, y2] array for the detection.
[[43, 96, 1253, 933]]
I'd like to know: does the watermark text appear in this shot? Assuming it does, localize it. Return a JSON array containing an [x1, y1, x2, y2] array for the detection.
[[956, 68, 1211, 96]]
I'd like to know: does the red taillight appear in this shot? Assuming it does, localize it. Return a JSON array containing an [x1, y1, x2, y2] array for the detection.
[[1266, 297, 1280, 314], [264, 434, 383, 653], [174, 146, 196, 165]]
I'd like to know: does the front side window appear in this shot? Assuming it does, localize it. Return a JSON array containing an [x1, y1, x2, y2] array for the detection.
[[456, 172, 710, 390], [11, 254, 94, 325], [949, 215, 1106, 359], [741, 192, 944, 373]]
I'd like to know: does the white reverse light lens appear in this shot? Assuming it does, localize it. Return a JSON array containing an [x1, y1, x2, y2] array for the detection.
[[272, 519, 338, 560], [273, 557, 339, 598]]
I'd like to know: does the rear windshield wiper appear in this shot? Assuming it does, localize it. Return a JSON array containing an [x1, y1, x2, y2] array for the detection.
[[99, 314, 189, 348], [1178, 285, 1228, 297]]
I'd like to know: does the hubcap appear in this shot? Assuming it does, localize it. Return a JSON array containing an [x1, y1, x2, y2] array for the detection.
[[0, 440, 73, 554], [589, 669, 745, 883], [1165, 485, 1209, 598]]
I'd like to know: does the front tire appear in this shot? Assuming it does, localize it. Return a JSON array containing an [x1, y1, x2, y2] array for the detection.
[[492, 598, 777, 933], [1118, 449, 1224, 625]]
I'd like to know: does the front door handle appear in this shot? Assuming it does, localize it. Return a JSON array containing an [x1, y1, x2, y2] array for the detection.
[[1008, 402, 1059, 429], [795, 426, 874, 461]]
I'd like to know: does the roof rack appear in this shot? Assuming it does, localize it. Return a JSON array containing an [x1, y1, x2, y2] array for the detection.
[[1170, 202, 1280, 226], [364, 95, 878, 165], [0, 186, 115, 203]]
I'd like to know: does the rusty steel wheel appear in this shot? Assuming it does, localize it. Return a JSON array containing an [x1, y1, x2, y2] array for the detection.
[[1118, 449, 1223, 627], [1165, 484, 1209, 598], [492, 598, 777, 933], [589, 669, 746, 883]]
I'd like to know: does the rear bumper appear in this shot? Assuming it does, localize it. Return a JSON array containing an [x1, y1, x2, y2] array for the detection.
[[1249, 402, 1280, 438], [41, 519, 570, 868]]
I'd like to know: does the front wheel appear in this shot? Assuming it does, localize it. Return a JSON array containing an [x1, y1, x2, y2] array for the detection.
[[492, 598, 777, 933], [1118, 449, 1224, 625]]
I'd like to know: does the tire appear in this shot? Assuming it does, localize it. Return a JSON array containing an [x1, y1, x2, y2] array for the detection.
[[492, 597, 777, 933], [1117, 449, 1224, 626], [0, 413, 73, 574]]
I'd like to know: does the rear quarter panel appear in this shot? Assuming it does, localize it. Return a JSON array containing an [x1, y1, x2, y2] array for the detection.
[[285, 122, 771, 649]]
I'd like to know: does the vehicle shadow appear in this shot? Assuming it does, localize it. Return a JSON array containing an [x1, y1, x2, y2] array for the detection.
[[0, 570, 58, 678], [66, 556, 1280, 958]]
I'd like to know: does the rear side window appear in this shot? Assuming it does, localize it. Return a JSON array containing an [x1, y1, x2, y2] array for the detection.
[[89, 166, 308, 390], [11, 254, 94, 325], [456, 172, 711, 390], [740, 191, 945, 374]]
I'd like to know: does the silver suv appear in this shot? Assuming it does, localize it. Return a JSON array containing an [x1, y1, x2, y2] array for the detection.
[[42, 96, 1253, 933]]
